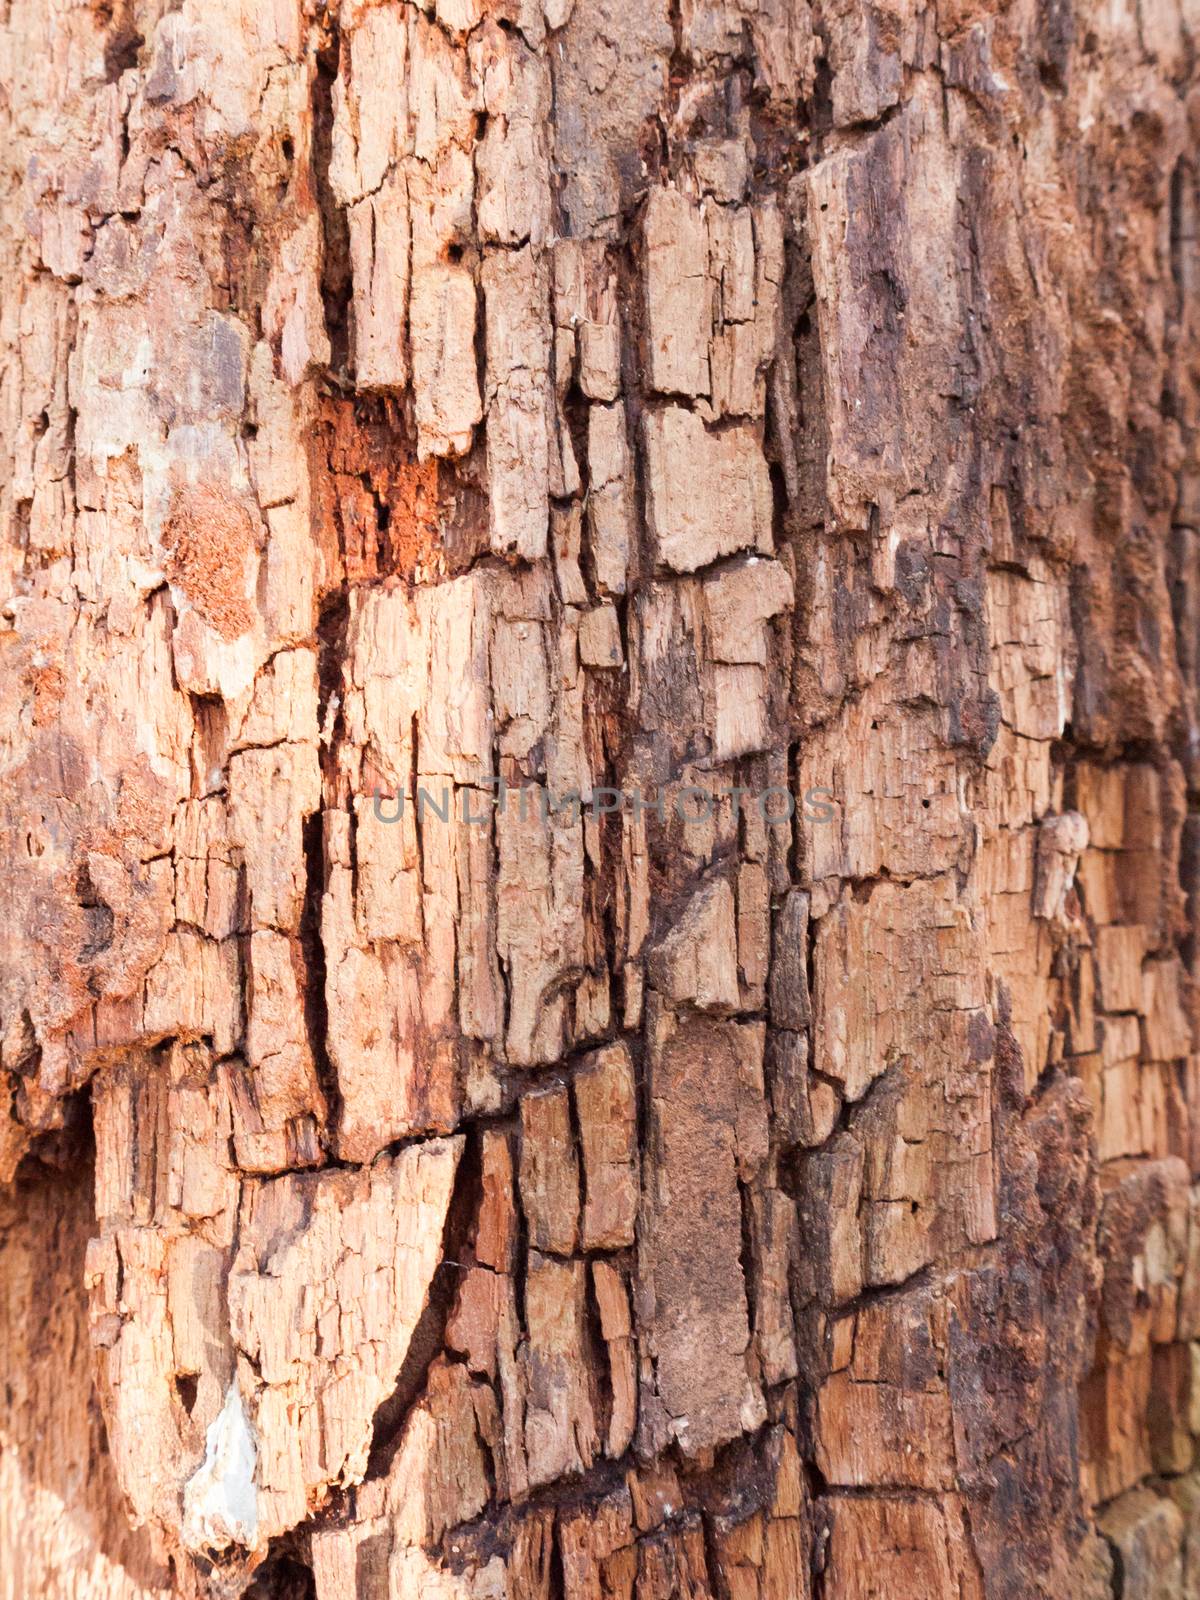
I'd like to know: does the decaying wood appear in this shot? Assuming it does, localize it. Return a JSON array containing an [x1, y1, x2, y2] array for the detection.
[[1, 0, 1199, 1596]]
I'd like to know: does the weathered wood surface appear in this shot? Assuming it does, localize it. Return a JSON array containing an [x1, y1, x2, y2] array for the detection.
[[0, 0, 1198, 1595]]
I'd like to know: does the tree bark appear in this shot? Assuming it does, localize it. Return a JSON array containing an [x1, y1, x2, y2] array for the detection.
[[1, 0, 1199, 1596]]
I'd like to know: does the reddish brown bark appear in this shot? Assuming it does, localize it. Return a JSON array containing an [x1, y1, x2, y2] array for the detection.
[[1, 0, 1199, 1597]]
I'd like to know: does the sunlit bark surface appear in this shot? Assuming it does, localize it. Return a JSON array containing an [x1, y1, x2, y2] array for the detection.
[[2, 0, 1200, 1595]]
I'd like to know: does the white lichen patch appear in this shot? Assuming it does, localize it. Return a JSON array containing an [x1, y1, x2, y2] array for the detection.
[[181, 1382, 259, 1555]]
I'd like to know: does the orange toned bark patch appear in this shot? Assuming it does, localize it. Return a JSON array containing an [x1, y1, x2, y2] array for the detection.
[[161, 483, 257, 640], [313, 393, 445, 586]]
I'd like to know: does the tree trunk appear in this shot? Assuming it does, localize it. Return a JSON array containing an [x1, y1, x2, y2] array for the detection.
[[2, 0, 1199, 1596]]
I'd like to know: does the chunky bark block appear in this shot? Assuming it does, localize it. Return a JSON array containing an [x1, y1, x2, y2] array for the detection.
[[2, 0, 1198, 1596]]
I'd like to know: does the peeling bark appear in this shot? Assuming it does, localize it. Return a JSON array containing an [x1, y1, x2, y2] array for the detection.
[[2, 0, 1200, 1597]]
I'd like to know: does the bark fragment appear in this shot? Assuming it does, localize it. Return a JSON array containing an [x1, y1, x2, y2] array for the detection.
[[2, 0, 1199, 1597]]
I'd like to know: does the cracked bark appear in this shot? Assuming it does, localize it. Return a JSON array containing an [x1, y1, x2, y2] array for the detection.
[[1, 1, 1199, 1598]]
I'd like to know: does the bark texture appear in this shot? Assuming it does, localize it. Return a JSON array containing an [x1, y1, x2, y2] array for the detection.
[[1, 0, 1199, 1596]]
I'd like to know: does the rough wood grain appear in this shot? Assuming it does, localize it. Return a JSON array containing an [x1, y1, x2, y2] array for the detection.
[[1, 0, 1199, 1596]]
